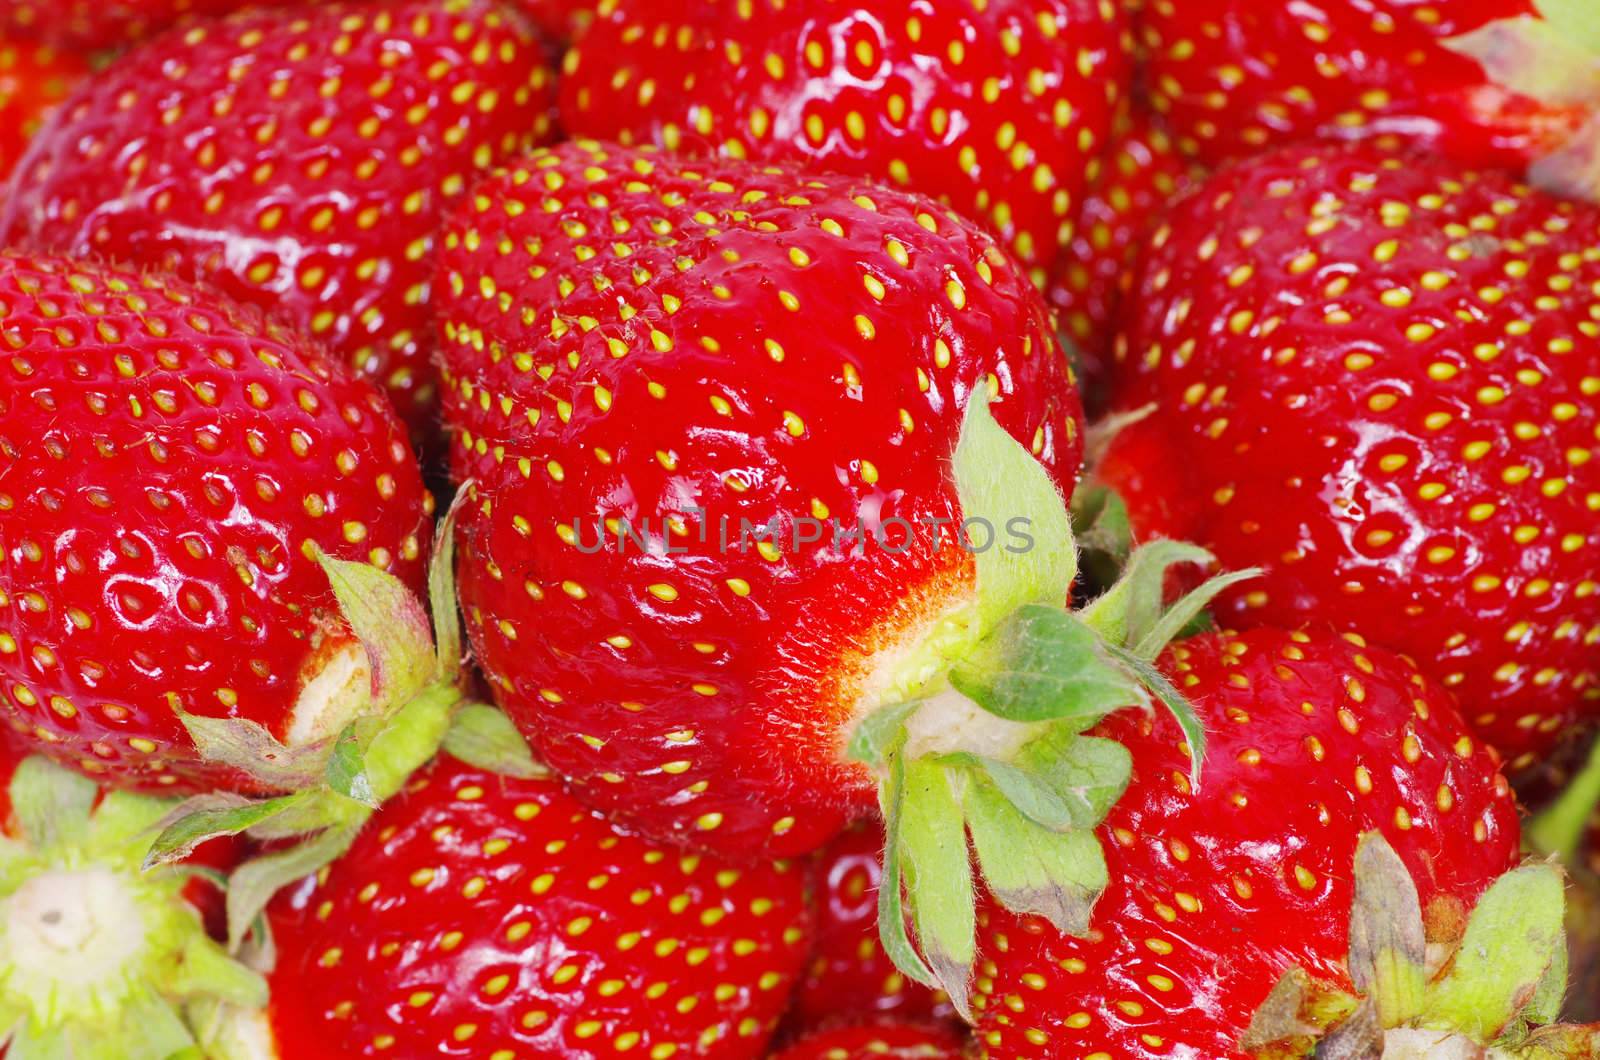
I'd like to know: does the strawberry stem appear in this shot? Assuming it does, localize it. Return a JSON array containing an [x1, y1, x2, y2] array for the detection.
[[1527, 732, 1600, 864]]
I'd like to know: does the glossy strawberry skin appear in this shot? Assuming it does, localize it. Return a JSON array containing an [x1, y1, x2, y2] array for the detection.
[[0, 40, 86, 181], [1047, 106, 1202, 400], [1141, 0, 1584, 169], [0, 0, 300, 50], [439, 141, 1086, 859], [1, 1, 558, 440], [1100, 141, 1600, 773], [974, 627, 1521, 1057], [792, 822, 952, 1029], [774, 1021, 969, 1060], [558, 0, 1130, 285], [0, 252, 431, 793], [267, 754, 815, 1060]]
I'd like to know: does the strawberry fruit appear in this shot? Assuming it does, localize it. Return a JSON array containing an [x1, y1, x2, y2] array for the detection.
[[0, 0, 299, 50], [557, 0, 1131, 285], [253, 743, 814, 1060], [2, 0, 559, 440], [439, 139, 1254, 1016], [774, 1021, 969, 1060], [972, 627, 1536, 1055], [1100, 140, 1600, 774]]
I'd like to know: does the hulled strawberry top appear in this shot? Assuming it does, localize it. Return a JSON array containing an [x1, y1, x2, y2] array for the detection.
[[439, 140, 1086, 861], [0, 0, 558, 440], [0, 252, 431, 794], [1101, 140, 1600, 773], [264, 752, 815, 1060], [1140, 0, 1594, 175], [557, 0, 1130, 285], [974, 628, 1522, 1057]]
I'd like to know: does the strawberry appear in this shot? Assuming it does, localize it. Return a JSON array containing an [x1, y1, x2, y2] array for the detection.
[[0, 39, 86, 182], [793, 821, 954, 1029], [774, 1021, 969, 1060], [556, 0, 1131, 286], [0, 250, 440, 798], [0, 0, 300, 50], [1, 0, 559, 441], [439, 139, 1253, 1017], [512, 0, 602, 44], [1098, 140, 1600, 775], [1047, 105, 1202, 402], [972, 627, 1541, 1056], [0, 742, 266, 1056], [1139, 0, 1600, 197], [245, 744, 814, 1060]]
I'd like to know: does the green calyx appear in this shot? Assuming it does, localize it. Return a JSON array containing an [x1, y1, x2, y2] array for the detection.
[[1443, 0, 1600, 202], [1245, 832, 1591, 1059], [847, 392, 1258, 1020], [0, 757, 266, 1060], [145, 510, 508, 948]]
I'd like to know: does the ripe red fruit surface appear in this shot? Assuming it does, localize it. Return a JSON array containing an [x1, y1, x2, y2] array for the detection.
[[1047, 106, 1202, 398], [1140, 0, 1589, 171], [512, 0, 600, 43], [773, 1021, 969, 1060], [264, 754, 815, 1060], [973, 627, 1521, 1056], [0, 40, 86, 181], [793, 822, 953, 1028], [557, 0, 1130, 284], [0, 251, 431, 794], [1099, 140, 1600, 772], [438, 140, 1086, 859], [1, 0, 559, 440]]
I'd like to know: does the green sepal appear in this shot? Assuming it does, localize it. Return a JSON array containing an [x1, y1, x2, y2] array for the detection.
[[10, 756, 97, 850], [951, 390, 1076, 630], [358, 683, 462, 800], [144, 792, 308, 869], [897, 758, 975, 1021], [1013, 728, 1133, 828], [949, 604, 1142, 725], [1526, 732, 1600, 864], [876, 754, 938, 990], [1104, 643, 1207, 788], [1347, 832, 1427, 1028], [325, 723, 381, 808], [312, 545, 438, 712], [442, 703, 549, 780], [429, 493, 467, 675], [1069, 481, 1132, 595], [1080, 538, 1213, 652], [1536, 0, 1600, 53], [1421, 864, 1567, 1042], [175, 711, 329, 792], [964, 778, 1107, 937], [224, 821, 366, 950], [1443, 15, 1600, 108], [847, 700, 922, 770]]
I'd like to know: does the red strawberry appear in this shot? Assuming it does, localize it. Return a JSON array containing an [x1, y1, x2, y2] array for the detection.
[[438, 140, 1259, 1019], [0, 250, 434, 796], [251, 749, 814, 1060], [1098, 140, 1600, 775], [0, 743, 266, 1056], [1047, 105, 1202, 400], [1139, 0, 1599, 188], [1, 0, 559, 440], [0, 39, 86, 181], [439, 139, 1086, 861], [793, 822, 953, 1029], [557, 0, 1131, 285], [774, 1021, 969, 1060], [973, 627, 1530, 1056], [0, 0, 301, 50]]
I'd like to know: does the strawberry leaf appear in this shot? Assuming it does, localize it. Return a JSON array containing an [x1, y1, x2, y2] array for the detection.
[[1421, 863, 1566, 1041], [1347, 832, 1426, 1027], [951, 390, 1076, 631], [948, 604, 1142, 725], [897, 758, 975, 1021], [441, 703, 549, 780], [964, 778, 1106, 937]]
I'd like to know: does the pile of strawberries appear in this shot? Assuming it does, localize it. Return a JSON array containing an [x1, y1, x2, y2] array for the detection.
[[1, 1, 1599, 1058]]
